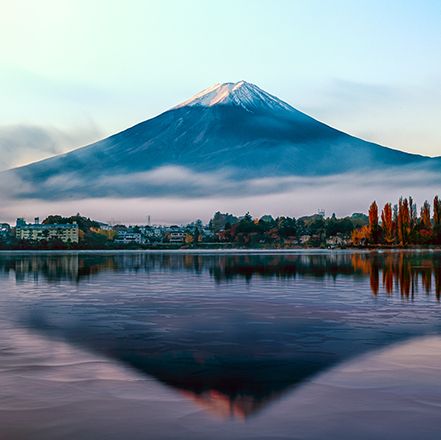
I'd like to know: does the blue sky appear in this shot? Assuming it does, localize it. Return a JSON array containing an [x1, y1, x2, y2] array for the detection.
[[1, 0, 440, 167]]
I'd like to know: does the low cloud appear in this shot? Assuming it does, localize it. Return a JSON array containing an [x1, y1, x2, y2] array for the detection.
[[1, 165, 441, 224], [0, 123, 102, 171], [7, 163, 439, 199]]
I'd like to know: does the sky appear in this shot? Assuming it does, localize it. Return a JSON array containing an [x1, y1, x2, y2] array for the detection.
[[1, 0, 441, 171]]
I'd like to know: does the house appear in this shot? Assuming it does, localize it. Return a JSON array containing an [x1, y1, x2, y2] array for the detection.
[[326, 234, 350, 248], [16, 218, 79, 243], [114, 230, 143, 244], [299, 235, 311, 245], [168, 231, 185, 243], [139, 226, 163, 242], [165, 226, 185, 243]]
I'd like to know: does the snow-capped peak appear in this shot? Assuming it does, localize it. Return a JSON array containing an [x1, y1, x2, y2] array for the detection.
[[174, 81, 295, 114]]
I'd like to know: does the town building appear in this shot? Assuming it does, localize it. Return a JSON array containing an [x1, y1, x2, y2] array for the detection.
[[139, 226, 163, 242], [168, 231, 185, 243], [299, 235, 311, 245], [15, 218, 79, 243], [165, 225, 185, 243], [114, 230, 143, 244], [326, 234, 350, 248]]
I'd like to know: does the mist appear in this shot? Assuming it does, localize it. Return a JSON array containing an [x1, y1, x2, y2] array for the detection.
[[0, 123, 102, 171], [0, 166, 439, 225]]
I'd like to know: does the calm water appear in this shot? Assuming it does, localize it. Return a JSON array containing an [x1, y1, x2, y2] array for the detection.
[[1, 250, 441, 439]]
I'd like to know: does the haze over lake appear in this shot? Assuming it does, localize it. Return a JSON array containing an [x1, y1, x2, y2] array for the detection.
[[1, 250, 441, 439]]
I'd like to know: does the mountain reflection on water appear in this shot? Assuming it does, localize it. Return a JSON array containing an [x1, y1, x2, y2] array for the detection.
[[1, 251, 441, 420]]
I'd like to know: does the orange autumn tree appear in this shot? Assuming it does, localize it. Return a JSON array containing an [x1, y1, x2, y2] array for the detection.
[[368, 201, 380, 243], [397, 197, 410, 246], [352, 201, 380, 245], [351, 225, 370, 245], [419, 200, 432, 243], [381, 202, 393, 244]]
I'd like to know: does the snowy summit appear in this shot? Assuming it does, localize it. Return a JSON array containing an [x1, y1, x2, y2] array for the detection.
[[175, 80, 295, 113]]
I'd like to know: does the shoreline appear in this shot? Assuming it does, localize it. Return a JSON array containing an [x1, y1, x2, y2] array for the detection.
[[1, 247, 441, 255]]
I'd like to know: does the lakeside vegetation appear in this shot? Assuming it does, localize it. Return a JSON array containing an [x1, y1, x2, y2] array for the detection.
[[353, 196, 441, 247]]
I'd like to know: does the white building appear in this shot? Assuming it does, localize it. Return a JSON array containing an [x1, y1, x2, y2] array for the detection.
[[168, 231, 185, 243], [163, 225, 185, 243], [114, 230, 142, 244], [16, 219, 79, 243]]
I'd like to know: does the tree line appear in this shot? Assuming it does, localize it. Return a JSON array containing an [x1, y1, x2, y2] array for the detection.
[[352, 196, 441, 246], [211, 211, 367, 246]]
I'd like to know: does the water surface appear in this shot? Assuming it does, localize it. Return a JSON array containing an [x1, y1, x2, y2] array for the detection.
[[1, 250, 441, 438]]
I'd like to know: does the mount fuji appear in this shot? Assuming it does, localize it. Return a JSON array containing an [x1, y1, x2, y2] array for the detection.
[[5, 81, 440, 199]]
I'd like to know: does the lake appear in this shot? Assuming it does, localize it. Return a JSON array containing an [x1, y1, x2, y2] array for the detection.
[[1, 250, 441, 439]]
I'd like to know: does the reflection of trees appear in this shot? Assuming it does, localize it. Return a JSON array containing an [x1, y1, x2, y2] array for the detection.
[[0, 253, 357, 283], [209, 254, 357, 281], [1, 252, 441, 297], [351, 253, 441, 299]]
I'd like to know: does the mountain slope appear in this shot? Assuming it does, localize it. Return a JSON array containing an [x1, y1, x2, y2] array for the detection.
[[6, 81, 439, 199]]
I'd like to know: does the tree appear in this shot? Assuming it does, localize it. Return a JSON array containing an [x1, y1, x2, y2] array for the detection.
[[381, 203, 393, 244], [210, 211, 239, 232], [433, 196, 441, 243], [325, 216, 353, 237], [351, 225, 370, 246], [420, 200, 431, 229], [418, 200, 432, 243], [409, 196, 417, 230], [193, 227, 201, 243], [368, 201, 379, 243], [397, 197, 410, 246], [434, 196, 441, 227], [308, 217, 325, 235], [276, 217, 297, 238]]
